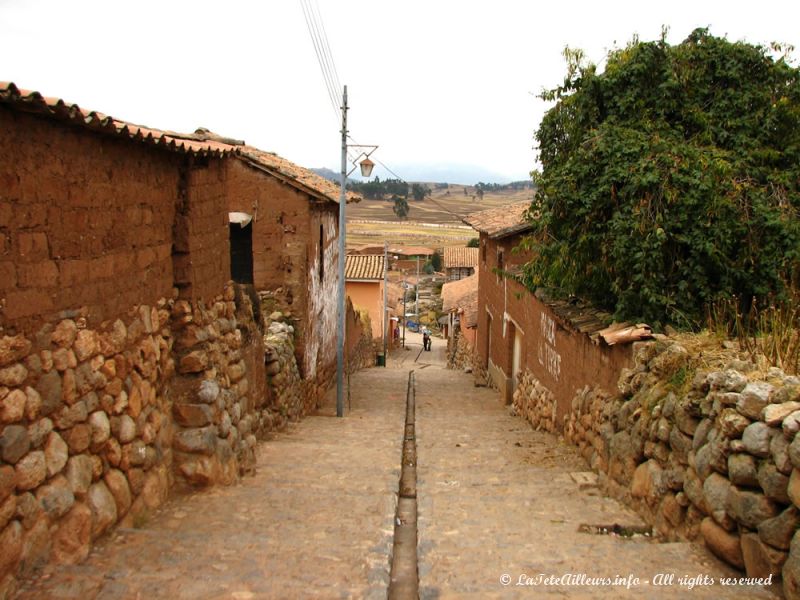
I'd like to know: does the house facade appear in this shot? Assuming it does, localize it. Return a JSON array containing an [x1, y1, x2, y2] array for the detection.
[[441, 272, 478, 370], [0, 82, 351, 589], [344, 254, 387, 341], [465, 201, 636, 420], [443, 246, 478, 281]]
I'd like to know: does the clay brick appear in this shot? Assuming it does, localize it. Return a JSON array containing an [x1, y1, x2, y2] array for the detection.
[[4, 290, 53, 320], [0, 262, 17, 290], [17, 232, 49, 262], [59, 260, 90, 287], [17, 260, 59, 288], [91, 255, 116, 280], [135, 248, 155, 270]]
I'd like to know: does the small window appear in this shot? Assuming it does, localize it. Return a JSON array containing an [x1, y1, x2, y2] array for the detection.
[[497, 249, 504, 271], [229, 222, 254, 284]]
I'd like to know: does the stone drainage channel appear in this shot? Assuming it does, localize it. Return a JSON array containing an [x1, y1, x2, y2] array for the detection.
[[388, 371, 419, 599]]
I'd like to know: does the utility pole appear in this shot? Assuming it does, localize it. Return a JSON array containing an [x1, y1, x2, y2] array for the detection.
[[415, 255, 420, 321], [402, 274, 407, 349], [335, 86, 348, 418], [383, 241, 388, 366]]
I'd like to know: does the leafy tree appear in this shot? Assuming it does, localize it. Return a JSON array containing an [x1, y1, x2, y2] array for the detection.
[[411, 183, 430, 201], [466, 238, 480, 248], [392, 194, 410, 219], [348, 177, 408, 200], [523, 29, 800, 328], [431, 250, 443, 271]]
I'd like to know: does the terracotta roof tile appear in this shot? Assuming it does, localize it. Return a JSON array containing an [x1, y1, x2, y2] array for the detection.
[[345, 254, 385, 281], [441, 272, 479, 327], [0, 82, 359, 205], [463, 201, 535, 239], [443, 246, 479, 269], [0, 82, 232, 158]]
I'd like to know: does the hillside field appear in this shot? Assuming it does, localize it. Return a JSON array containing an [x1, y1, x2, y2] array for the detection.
[[346, 184, 533, 248]]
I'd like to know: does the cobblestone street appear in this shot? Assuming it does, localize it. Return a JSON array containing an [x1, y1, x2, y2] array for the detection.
[[14, 333, 780, 599]]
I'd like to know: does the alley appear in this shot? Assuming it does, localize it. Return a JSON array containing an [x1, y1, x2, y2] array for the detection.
[[14, 334, 779, 599]]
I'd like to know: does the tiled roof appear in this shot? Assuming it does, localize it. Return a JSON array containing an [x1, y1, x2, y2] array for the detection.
[[0, 82, 232, 157], [463, 201, 535, 239], [443, 246, 479, 269], [345, 254, 385, 281], [235, 147, 359, 205], [0, 82, 358, 205], [390, 246, 434, 257], [441, 272, 478, 327]]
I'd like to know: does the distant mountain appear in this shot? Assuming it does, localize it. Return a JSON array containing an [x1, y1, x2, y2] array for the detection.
[[311, 167, 340, 183], [314, 163, 531, 187]]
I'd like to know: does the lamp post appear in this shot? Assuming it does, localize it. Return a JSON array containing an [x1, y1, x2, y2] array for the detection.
[[336, 85, 377, 417]]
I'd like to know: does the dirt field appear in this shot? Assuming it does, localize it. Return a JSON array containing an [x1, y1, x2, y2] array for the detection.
[[346, 184, 533, 248]]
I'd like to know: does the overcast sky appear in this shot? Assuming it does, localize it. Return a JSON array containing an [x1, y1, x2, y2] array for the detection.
[[2, 0, 799, 184]]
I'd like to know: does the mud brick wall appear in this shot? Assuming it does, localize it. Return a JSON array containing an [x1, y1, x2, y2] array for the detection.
[[476, 231, 631, 412], [0, 109, 270, 595], [174, 158, 230, 301], [225, 160, 338, 401], [514, 338, 800, 598], [0, 107, 179, 329]]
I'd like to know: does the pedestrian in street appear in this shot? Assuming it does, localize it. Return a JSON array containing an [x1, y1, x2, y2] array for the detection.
[[422, 329, 431, 351]]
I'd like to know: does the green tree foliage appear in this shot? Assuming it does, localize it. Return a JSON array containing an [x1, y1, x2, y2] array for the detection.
[[431, 250, 443, 271], [524, 29, 800, 328], [411, 183, 430, 201], [392, 194, 410, 219], [467, 238, 480, 248], [348, 177, 408, 200], [476, 181, 534, 191]]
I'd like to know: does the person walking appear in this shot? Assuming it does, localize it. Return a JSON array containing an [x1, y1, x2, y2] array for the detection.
[[422, 328, 431, 351]]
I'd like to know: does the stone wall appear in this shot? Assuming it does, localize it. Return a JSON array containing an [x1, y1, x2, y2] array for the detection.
[[513, 337, 800, 598], [0, 301, 176, 593], [447, 325, 476, 373], [0, 281, 277, 595], [512, 371, 557, 432], [262, 317, 307, 429], [346, 301, 375, 373], [170, 282, 266, 488]]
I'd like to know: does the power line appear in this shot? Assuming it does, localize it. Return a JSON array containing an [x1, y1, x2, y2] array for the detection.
[[299, 0, 341, 122], [310, 0, 341, 94]]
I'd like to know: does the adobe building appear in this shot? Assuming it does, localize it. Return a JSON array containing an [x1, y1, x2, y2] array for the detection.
[[0, 82, 351, 591], [344, 254, 387, 341], [464, 201, 642, 418], [441, 272, 478, 369], [443, 246, 478, 281]]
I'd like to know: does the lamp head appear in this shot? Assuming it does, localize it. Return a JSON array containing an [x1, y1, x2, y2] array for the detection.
[[359, 157, 375, 178]]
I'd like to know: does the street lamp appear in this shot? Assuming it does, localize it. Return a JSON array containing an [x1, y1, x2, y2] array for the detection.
[[336, 85, 377, 417]]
